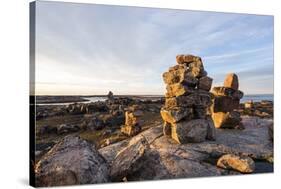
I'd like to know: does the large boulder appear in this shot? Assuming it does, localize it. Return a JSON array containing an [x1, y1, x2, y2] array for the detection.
[[223, 73, 239, 90], [110, 135, 149, 181], [35, 136, 109, 187], [217, 154, 255, 173]]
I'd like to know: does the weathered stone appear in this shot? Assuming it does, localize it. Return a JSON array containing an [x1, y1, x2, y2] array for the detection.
[[110, 135, 149, 181], [160, 107, 193, 123], [193, 106, 207, 119], [87, 117, 104, 130], [212, 111, 241, 129], [99, 118, 272, 181], [198, 76, 213, 91], [190, 91, 212, 107], [125, 111, 137, 126], [232, 90, 244, 99], [36, 125, 57, 136], [212, 87, 243, 100], [171, 119, 208, 143], [99, 139, 130, 164], [168, 64, 187, 72], [212, 86, 235, 97], [121, 124, 141, 137], [165, 83, 193, 97], [176, 54, 197, 64], [212, 96, 240, 113], [165, 96, 194, 108], [163, 122, 171, 136], [244, 101, 254, 109], [189, 60, 207, 78], [57, 124, 80, 135], [224, 73, 239, 90], [35, 136, 109, 187], [206, 116, 216, 141], [162, 67, 197, 86], [217, 154, 255, 173]]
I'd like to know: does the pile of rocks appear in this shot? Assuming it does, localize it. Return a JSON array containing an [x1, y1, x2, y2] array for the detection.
[[211, 73, 244, 129], [160, 54, 216, 144], [121, 105, 143, 136]]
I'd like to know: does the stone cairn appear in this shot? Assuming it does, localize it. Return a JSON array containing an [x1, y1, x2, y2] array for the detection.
[[211, 73, 244, 129], [161, 54, 216, 144], [107, 91, 114, 101], [121, 105, 143, 136]]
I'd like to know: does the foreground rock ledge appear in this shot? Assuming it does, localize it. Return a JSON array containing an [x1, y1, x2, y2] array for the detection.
[[99, 117, 273, 181], [35, 136, 109, 187]]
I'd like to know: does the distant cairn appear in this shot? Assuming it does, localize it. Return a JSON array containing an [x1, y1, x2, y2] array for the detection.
[[121, 105, 143, 136], [107, 91, 114, 101], [161, 54, 216, 144], [211, 73, 244, 129]]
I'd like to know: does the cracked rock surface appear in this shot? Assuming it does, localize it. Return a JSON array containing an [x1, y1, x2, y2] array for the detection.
[[99, 116, 273, 181]]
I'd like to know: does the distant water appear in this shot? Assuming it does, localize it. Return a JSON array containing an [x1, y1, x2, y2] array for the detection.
[[37, 94, 273, 106], [36, 97, 107, 106], [241, 94, 273, 103]]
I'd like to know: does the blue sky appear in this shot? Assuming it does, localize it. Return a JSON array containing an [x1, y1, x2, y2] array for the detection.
[[35, 1, 274, 95]]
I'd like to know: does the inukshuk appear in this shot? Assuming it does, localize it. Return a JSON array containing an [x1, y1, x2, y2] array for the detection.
[[161, 54, 216, 144], [211, 73, 244, 129]]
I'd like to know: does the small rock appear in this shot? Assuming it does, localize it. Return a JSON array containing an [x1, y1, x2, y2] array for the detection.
[[57, 124, 80, 135], [217, 154, 255, 173]]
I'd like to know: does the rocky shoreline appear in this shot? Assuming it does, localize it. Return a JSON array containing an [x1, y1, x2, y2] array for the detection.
[[33, 54, 274, 187], [33, 95, 273, 187]]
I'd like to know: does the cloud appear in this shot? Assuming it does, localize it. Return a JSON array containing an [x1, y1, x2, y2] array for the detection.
[[35, 1, 273, 95]]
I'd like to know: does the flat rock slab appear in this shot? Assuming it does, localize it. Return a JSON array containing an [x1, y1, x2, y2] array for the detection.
[[99, 116, 273, 181]]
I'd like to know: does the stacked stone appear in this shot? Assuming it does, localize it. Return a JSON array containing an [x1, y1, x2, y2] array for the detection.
[[121, 105, 143, 136], [161, 54, 216, 144], [211, 73, 244, 129]]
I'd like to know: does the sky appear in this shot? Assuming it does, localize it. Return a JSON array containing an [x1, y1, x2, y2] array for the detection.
[[34, 1, 274, 95]]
